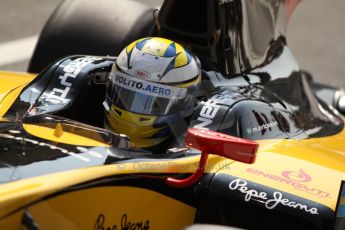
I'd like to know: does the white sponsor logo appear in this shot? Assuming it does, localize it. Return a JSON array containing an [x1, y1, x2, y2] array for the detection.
[[112, 71, 187, 99], [229, 178, 319, 215], [219, 0, 234, 5], [134, 70, 151, 80], [246, 121, 278, 134], [194, 91, 232, 129], [43, 56, 102, 103]]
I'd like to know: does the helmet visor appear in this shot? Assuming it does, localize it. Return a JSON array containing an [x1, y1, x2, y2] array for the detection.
[[106, 71, 189, 115]]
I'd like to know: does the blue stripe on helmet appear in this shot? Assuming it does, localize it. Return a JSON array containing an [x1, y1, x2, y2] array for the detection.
[[136, 37, 151, 50], [163, 42, 176, 58]]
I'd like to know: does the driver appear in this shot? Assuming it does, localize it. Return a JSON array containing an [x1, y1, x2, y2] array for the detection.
[[103, 37, 201, 152]]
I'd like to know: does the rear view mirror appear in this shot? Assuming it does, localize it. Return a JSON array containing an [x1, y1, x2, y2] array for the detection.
[[166, 128, 258, 188], [185, 128, 258, 163]]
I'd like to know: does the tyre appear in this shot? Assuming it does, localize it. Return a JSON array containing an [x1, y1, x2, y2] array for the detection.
[[28, 0, 155, 73]]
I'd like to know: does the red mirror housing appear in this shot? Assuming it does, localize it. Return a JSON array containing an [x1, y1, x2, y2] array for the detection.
[[185, 128, 258, 164], [165, 128, 259, 188]]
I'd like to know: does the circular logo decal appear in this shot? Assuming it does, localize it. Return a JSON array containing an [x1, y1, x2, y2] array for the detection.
[[281, 169, 312, 182]]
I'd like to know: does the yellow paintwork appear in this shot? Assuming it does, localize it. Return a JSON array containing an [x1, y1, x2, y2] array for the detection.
[[217, 127, 345, 210], [28, 187, 195, 230], [0, 155, 202, 229], [0, 71, 36, 117], [0, 154, 219, 219], [0, 211, 23, 230], [0, 72, 345, 228], [1, 125, 344, 216], [0, 124, 345, 228], [23, 123, 110, 147]]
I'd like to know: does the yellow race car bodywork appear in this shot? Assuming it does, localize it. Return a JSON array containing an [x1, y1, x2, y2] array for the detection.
[[0, 69, 344, 230]]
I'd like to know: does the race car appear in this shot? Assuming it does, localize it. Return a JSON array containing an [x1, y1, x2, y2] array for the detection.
[[0, 0, 345, 229]]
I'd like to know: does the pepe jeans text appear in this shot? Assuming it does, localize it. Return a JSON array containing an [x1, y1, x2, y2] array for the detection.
[[94, 214, 149, 230], [229, 178, 319, 215]]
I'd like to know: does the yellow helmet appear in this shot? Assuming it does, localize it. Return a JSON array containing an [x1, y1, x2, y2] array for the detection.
[[104, 37, 201, 149]]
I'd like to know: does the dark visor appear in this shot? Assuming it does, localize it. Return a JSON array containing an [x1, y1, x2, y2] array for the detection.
[[109, 85, 190, 115], [106, 71, 192, 115]]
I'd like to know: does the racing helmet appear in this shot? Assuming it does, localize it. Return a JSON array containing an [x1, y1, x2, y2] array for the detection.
[[104, 37, 201, 149]]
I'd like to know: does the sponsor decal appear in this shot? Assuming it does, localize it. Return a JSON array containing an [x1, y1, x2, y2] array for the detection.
[[194, 91, 233, 129], [135, 70, 151, 80], [112, 71, 186, 99], [282, 169, 312, 182], [246, 168, 330, 198], [246, 121, 278, 135], [219, 0, 234, 5], [43, 56, 102, 103], [94, 214, 150, 230], [229, 178, 319, 215]]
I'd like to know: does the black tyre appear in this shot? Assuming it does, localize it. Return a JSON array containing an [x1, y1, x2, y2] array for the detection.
[[28, 0, 155, 73]]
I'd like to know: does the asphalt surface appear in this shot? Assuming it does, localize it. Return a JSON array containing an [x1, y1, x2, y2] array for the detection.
[[288, 0, 345, 87], [0, 0, 344, 87]]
